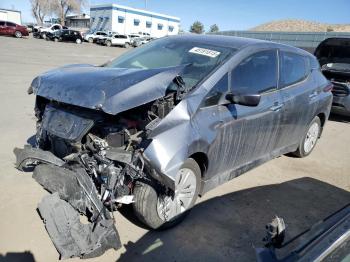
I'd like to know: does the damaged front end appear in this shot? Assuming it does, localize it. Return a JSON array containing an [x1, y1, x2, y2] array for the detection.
[[14, 65, 188, 259]]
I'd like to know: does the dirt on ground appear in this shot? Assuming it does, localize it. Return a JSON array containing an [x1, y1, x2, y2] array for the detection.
[[0, 36, 349, 262]]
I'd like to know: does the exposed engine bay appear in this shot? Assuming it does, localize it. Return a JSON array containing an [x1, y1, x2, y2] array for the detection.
[[14, 89, 181, 259]]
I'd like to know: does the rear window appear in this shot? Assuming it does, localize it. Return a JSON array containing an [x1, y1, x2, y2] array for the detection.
[[279, 52, 309, 87]]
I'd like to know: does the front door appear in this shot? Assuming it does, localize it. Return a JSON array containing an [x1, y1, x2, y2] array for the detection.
[[204, 49, 284, 181]]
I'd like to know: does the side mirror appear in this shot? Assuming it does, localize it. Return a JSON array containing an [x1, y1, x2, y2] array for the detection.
[[225, 92, 261, 107]]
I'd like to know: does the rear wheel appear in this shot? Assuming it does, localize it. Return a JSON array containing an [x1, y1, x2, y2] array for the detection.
[[292, 116, 321, 157], [106, 41, 112, 47], [88, 37, 93, 43], [76, 38, 82, 44], [133, 158, 201, 229], [124, 42, 130, 48], [14, 31, 22, 38], [41, 33, 46, 39], [54, 37, 59, 42]]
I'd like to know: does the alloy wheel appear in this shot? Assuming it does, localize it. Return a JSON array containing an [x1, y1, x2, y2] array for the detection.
[[304, 122, 319, 153]]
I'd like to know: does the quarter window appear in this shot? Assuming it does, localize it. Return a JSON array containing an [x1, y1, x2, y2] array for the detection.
[[279, 52, 308, 87], [231, 50, 278, 94]]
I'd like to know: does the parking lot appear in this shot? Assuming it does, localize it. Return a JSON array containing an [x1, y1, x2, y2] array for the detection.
[[0, 35, 349, 262]]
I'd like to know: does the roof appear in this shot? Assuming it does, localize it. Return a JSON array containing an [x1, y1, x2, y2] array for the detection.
[[90, 4, 180, 22], [168, 34, 312, 55]]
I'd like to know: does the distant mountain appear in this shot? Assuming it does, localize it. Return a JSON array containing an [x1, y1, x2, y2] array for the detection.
[[250, 19, 350, 32]]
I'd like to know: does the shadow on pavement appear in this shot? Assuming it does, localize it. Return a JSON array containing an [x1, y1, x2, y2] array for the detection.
[[118, 177, 350, 262], [0, 251, 35, 262], [329, 113, 350, 123]]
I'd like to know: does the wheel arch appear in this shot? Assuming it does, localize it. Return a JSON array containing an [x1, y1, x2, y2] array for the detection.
[[316, 112, 327, 137], [189, 152, 208, 178]]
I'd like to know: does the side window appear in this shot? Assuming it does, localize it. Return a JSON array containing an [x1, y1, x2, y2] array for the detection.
[[279, 52, 308, 87], [231, 50, 277, 94], [0, 21, 5, 26], [6, 22, 16, 27], [202, 74, 228, 107]]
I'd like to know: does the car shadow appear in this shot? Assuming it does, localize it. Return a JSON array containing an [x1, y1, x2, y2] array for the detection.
[[117, 177, 350, 262], [329, 113, 350, 123], [0, 251, 35, 262]]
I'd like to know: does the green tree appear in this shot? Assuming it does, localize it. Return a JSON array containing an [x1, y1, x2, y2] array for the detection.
[[209, 24, 219, 33], [190, 21, 204, 34]]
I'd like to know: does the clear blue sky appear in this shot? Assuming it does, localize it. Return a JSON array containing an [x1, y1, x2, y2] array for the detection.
[[1, 0, 349, 31]]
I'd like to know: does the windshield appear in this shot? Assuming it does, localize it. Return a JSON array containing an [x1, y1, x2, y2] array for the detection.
[[106, 37, 236, 90]]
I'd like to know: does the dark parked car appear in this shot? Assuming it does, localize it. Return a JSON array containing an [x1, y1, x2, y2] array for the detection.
[[15, 35, 332, 259], [46, 29, 83, 44], [315, 37, 350, 116], [0, 20, 29, 38]]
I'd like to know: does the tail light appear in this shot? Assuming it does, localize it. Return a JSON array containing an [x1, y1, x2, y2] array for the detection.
[[323, 83, 333, 92]]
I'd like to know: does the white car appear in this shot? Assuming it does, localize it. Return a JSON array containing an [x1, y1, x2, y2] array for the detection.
[[96, 31, 118, 45], [105, 34, 131, 48], [84, 31, 108, 43], [40, 24, 67, 39]]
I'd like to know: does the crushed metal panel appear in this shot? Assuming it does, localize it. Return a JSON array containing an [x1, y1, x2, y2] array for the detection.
[[14, 145, 65, 171], [32, 64, 186, 115], [33, 164, 108, 221], [38, 193, 121, 259]]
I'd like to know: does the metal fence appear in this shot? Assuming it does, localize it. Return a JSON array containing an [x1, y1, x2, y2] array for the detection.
[[215, 31, 350, 51]]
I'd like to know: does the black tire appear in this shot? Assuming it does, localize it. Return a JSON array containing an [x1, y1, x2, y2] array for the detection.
[[124, 42, 130, 48], [54, 37, 59, 42], [14, 31, 22, 38], [76, 38, 82, 44], [88, 37, 93, 43], [133, 158, 201, 229], [106, 41, 112, 47], [292, 116, 321, 158], [41, 33, 46, 39]]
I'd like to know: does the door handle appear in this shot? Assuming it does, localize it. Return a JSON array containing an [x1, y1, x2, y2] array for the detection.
[[270, 103, 284, 111], [309, 91, 318, 99]]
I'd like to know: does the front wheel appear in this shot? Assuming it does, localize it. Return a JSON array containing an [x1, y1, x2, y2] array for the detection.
[[14, 31, 22, 38], [124, 42, 130, 48], [132, 158, 201, 229], [88, 37, 93, 43], [292, 116, 321, 157], [106, 41, 112, 47], [76, 38, 82, 44]]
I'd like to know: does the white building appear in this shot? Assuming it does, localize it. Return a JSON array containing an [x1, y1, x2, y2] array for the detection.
[[90, 4, 180, 38], [0, 8, 21, 24]]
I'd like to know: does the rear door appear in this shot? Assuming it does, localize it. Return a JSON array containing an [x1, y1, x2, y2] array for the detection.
[[5, 22, 16, 35], [276, 50, 316, 149]]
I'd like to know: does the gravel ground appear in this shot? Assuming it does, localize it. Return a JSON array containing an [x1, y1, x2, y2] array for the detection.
[[0, 35, 349, 262]]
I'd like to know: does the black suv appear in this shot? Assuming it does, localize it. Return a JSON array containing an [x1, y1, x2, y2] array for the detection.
[[47, 29, 83, 44]]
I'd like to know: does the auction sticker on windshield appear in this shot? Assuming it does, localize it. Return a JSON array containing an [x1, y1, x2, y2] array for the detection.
[[189, 47, 221, 58]]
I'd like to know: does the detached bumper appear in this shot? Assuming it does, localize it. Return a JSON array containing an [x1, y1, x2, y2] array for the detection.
[[14, 146, 122, 259]]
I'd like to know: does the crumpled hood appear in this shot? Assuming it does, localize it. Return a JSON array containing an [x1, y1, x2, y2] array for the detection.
[[32, 64, 185, 115]]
